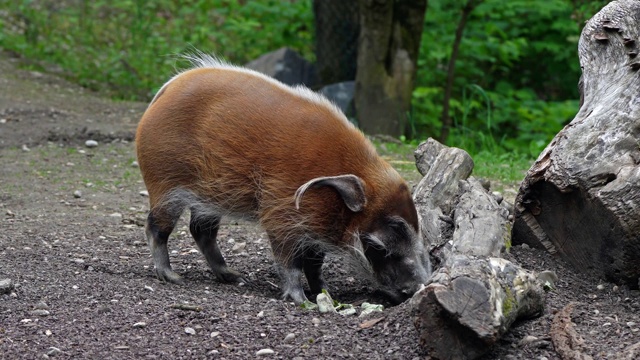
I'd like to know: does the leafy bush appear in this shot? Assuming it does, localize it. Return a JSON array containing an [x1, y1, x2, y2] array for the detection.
[[0, 0, 314, 100], [412, 0, 607, 156]]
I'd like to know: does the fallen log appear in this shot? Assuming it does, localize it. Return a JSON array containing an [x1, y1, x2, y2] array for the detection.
[[513, 0, 640, 287], [411, 139, 546, 360]]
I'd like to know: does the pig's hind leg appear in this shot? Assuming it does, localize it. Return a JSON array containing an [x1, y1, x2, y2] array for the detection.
[[189, 211, 247, 284], [146, 209, 184, 284]]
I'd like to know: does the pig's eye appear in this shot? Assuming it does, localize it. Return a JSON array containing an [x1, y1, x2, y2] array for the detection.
[[387, 217, 412, 243]]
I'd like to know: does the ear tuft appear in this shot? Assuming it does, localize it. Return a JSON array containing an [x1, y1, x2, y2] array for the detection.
[[294, 174, 366, 212]]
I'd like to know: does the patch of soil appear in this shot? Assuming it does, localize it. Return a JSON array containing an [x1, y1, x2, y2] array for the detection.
[[1, 51, 638, 359]]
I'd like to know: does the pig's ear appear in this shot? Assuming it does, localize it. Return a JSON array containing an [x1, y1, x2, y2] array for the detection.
[[294, 174, 366, 212]]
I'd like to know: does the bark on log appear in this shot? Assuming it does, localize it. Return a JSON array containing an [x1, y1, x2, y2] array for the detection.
[[411, 139, 546, 360], [411, 256, 545, 360], [513, 0, 640, 288]]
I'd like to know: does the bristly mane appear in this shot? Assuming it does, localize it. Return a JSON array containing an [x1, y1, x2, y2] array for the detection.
[[149, 50, 351, 128]]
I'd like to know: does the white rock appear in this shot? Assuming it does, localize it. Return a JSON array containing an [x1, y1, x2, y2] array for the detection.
[[311, 317, 321, 326], [184, 327, 196, 335], [109, 213, 122, 218], [284, 333, 296, 342], [34, 301, 49, 310], [45, 329, 52, 336], [257, 311, 264, 318], [85, 140, 98, 148], [73, 190, 82, 198], [231, 242, 247, 254], [47, 347, 62, 356], [256, 348, 275, 356], [210, 331, 220, 338], [139, 190, 149, 197], [31, 309, 50, 316], [519, 335, 538, 347], [21, 144, 30, 152], [596, 284, 605, 291], [0, 278, 14, 294], [133, 322, 147, 328], [144, 285, 154, 292], [131, 161, 139, 167]]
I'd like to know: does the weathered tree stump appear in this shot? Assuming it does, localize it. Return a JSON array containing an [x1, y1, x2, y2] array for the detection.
[[513, 0, 640, 288], [411, 139, 546, 360]]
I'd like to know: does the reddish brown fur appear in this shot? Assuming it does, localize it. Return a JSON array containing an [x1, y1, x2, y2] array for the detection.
[[137, 66, 415, 258]]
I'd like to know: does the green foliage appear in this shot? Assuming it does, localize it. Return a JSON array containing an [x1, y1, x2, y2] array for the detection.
[[0, 0, 314, 100], [0, 0, 613, 158], [412, 0, 607, 156]]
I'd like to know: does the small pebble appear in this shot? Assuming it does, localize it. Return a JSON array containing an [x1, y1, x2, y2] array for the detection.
[[284, 333, 296, 342], [256, 348, 274, 356], [109, 213, 122, 218], [31, 309, 50, 316], [133, 322, 147, 328], [131, 161, 139, 167], [184, 327, 196, 335], [627, 321, 637, 327], [34, 301, 49, 310], [311, 317, 321, 326], [47, 347, 62, 356], [85, 140, 98, 148], [210, 331, 220, 338], [257, 311, 264, 318], [45, 329, 52, 336], [597, 284, 605, 291], [520, 243, 530, 249], [73, 190, 82, 198], [231, 242, 246, 254], [139, 190, 149, 197], [0, 278, 15, 294], [613, 285, 619, 292], [22, 144, 30, 152], [519, 335, 538, 347]]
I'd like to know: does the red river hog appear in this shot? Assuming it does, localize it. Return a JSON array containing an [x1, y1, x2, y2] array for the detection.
[[135, 53, 431, 304]]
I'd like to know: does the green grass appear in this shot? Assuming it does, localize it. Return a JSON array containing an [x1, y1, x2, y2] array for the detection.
[[0, 0, 314, 101], [372, 138, 533, 194]]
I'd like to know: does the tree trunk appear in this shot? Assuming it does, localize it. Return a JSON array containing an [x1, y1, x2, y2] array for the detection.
[[355, 0, 427, 137], [411, 139, 545, 360], [313, 0, 359, 86], [513, 0, 640, 288], [439, 0, 483, 143]]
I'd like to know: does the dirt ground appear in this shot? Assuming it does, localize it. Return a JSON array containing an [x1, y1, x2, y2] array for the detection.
[[1, 51, 639, 359]]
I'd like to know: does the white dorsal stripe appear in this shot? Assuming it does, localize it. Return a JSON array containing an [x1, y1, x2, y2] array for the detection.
[[149, 50, 352, 128]]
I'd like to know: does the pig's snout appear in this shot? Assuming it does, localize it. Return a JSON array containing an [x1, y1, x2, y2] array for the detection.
[[376, 256, 431, 304]]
